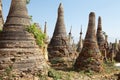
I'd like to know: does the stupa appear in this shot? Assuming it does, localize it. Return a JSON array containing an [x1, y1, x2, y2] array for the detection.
[[0, 0, 48, 79], [97, 16, 105, 47], [96, 16, 107, 60], [74, 12, 103, 72], [48, 3, 76, 68]]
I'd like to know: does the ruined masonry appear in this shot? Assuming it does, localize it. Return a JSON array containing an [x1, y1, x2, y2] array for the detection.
[[74, 12, 103, 72], [0, 0, 48, 78], [48, 3, 76, 68], [0, 0, 4, 29]]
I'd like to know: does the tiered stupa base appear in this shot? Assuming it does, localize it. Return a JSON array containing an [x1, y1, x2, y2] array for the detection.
[[0, 30, 48, 78]]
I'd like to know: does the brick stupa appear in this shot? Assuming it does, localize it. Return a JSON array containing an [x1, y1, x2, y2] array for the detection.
[[96, 16, 107, 60], [74, 12, 103, 72], [97, 16, 105, 48], [48, 3, 76, 68], [0, 0, 48, 78]]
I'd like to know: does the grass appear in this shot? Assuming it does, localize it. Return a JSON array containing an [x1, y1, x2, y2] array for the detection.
[[48, 68, 63, 80], [0, 63, 120, 80], [46, 61, 120, 80]]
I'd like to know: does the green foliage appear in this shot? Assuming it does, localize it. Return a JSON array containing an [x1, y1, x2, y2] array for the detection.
[[26, 23, 46, 47], [37, 73, 47, 80], [104, 60, 115, 67], [48, 69, 62, 80], [0, 77, 3, 80], [5, 65, 13, 76], [85, 69, 95, 76], [26, 0, 30, 4], [88, 50, 93, 54], [0, 29, 2, 32], [0, 65, 15, 80], [29, 15, 33, 21]]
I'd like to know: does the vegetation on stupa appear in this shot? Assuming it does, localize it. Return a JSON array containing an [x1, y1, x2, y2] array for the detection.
[[26, 23, 46, 47], [26, 0, 30, 4]]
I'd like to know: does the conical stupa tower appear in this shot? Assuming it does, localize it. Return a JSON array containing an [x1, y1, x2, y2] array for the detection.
[[0, 0, 4, 30], [48, 3, 76, 68], [52, 3, 67, 38], [4, 0, 30, 31], [74, 12, 103, 72], [0, 0, 48, 78], [97, 16, 105, 48], [77, 26, 83, 52], [96, 16, 108, 61]]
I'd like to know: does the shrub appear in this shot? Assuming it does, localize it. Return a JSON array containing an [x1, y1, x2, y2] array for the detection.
[[26, 23, 46, 47]]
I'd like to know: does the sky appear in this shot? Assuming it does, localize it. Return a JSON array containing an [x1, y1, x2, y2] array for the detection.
[[2, 0, 120, 43]]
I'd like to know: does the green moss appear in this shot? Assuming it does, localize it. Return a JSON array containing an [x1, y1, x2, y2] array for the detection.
[[26, 23, 46, 47]]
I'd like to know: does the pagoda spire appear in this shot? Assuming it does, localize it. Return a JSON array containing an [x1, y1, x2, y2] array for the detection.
[[53, 3, 67, 37], [77, 25, 83, 52], [69, 26, 72, 35], [44, 21, 47, 34], [97, 16, 102, 30], [68, 26, 72, 45], [74, 12, 103, 72]]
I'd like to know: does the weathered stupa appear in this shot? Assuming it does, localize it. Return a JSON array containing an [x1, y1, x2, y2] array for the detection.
[[48, 3, 76, 68], [96, 16, 107, 60], [77, 26, 83, 52], [74, 12, 103, 72], [0, 0, 48, 79], [97, 16, 105, 48], [0, 0, 4, 30]]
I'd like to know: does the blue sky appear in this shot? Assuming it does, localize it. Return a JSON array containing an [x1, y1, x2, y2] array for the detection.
[[2, 0, 120, 43]]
